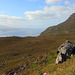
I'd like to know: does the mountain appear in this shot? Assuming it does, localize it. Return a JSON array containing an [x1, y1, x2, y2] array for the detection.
[[40, 13, 75, 36]]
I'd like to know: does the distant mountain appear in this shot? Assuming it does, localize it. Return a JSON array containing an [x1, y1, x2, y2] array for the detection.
[[40, 13, 75, 36], [0, 25, 44, 37]]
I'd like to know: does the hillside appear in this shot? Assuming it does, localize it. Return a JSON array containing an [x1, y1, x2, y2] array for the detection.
[[40, 13, 75, 36], [0, 34, 75, 75], [0, 13, 75, 75]]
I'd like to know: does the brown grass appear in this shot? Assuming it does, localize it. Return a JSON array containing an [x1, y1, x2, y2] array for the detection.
[[0, 34, 75, 75]]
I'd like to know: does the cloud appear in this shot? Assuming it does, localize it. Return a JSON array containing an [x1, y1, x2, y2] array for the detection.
[[45, 0, 62, 4], [65, 1, 75, 7], [0, 15, 28, 27], [24, 5, 75, 21], [0, 15, 46, 28], [0, 0, 75, 29], [0, 15, 27, 22]]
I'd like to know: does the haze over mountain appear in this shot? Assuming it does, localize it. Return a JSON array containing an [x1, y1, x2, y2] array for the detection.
[[0, 25, 44, 37], [40, 13, 75, 36]]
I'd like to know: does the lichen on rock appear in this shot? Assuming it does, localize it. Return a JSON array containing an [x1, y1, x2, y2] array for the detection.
[[56, 40, 75, 64]]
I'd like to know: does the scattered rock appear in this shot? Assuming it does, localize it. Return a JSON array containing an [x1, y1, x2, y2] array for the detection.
[[56, 40, 75, 64], [0, 65, 3, 68], [36, 59, 38, 62], [20, 65, 24, 69], [14, 73, 16, 75], [23, 56, 26, 58], [43, 73, 48, 75], [38, 56, 43, 60], [6, 68, 17, 75], [39, 60, 46, 66], [3, 60, 7, 63], [2, 73, 6, 75]]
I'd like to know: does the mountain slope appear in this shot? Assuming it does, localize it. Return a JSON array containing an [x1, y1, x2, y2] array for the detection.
[[40, 13, 75, 36]]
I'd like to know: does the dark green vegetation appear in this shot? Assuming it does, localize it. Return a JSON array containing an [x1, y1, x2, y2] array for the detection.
[[40, 13, 75, 36], [0, 34, 75, 75]]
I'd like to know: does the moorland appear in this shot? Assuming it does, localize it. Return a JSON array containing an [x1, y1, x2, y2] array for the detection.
[[0, 13, 75, 75]]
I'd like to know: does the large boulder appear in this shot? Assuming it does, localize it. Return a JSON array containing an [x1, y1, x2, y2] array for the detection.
[[56, 40, 75, 64]]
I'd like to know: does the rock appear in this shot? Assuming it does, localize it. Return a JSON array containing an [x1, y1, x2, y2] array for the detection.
[[58, 40, 75, 56], [23, 56, 26, 58], [56, 40, 75, 64], [43, 73, 48, 75], [2, 73, 6, 75], [0, 65, 3, 68], [36, 59, 38, 62], [20, 65, 24, 69], [14, 73, 17, 75], [38, 56, 43, 60], [56, 53, 62, 64], [3, 60, 7, 63], [5, 68, 17, 75], [39, 60, 46, 66]]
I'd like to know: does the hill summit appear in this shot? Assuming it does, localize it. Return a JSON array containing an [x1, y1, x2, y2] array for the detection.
[[40, 13, 75, 36]]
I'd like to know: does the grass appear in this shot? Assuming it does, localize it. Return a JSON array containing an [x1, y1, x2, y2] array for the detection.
[[0, 34, 75, 75]]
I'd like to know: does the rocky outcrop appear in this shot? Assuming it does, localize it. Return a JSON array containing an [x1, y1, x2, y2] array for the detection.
[[56, 40, 75, 64]]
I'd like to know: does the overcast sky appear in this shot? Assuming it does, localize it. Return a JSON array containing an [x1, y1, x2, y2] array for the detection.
[[0, 0, 75, 28]]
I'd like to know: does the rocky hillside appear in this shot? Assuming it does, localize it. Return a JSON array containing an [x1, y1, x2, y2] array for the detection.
[[40, 13, 75, 36]]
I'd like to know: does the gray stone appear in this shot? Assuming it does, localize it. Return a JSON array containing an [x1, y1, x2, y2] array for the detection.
[[56, 53, 62, 64], [43, 73, 48, 75], [2, 73, 6, 75], [56, 40, 75, 64]]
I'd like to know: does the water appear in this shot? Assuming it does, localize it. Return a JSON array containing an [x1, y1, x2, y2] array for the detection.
[[0, 28, 44, 37]]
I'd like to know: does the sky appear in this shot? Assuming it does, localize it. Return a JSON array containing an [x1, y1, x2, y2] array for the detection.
[[0, 0, 75, 29]]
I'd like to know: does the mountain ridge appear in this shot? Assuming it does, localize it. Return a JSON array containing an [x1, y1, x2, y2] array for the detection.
[[40, 13, 75, 36]]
